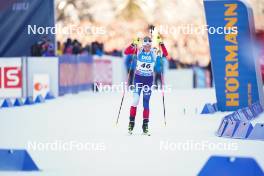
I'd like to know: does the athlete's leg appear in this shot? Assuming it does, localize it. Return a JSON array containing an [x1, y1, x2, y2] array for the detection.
[[129, 75, 142, 119], [128, 75, 142, 131], [143, 87, 151, 120], [142, 87, 151, 133], [142, 75, 153, 119], [141, 76, 153, 133]]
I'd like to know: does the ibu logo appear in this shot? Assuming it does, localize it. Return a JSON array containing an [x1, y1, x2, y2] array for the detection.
[[12, 2, 29, 11]]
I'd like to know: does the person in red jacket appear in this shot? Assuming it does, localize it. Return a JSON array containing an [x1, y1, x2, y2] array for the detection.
[[124, 35, 168, 135]]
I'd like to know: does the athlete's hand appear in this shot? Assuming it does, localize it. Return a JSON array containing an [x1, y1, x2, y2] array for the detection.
[[132, 37, 141, 46], [156, 35, 163, 44]]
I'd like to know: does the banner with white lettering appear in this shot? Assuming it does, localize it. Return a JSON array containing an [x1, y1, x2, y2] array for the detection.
[[0, 0, 55, 57], [204, 0, 264, 111], [0, 58, 22, 98]]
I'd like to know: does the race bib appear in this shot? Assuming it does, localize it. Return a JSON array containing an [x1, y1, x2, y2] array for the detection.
[[136, 60, 154, 75]]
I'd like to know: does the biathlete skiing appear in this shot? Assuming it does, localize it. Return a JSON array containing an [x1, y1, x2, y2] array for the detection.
[[124, 35, 168, 135]]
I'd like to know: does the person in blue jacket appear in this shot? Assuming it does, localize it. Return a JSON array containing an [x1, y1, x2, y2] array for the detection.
[[124, 36, 168, 135], [154, 50, 165, 89]]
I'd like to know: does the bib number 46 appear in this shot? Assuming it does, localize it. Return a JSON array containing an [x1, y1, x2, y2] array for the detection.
[[141, 63, 151, 69]]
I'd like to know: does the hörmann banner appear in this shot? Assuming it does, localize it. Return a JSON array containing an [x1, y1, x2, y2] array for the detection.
[[204, 0, 264, 111]]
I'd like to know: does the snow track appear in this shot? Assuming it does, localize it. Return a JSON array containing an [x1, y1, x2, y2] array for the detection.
[[0, 89, 263, 176]]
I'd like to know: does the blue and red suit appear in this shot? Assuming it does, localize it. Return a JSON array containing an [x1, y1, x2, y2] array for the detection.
[[124, 43, 168, 120]]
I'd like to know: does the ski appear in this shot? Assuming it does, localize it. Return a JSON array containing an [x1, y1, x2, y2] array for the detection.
[[142, 132, 151, 136], [127, 129, 151, 136]]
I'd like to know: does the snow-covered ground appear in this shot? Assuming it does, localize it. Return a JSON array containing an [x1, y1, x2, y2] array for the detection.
[[0, 88, 264, 176]]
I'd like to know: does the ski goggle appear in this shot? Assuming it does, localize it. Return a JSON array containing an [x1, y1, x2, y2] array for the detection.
[[142, 38, 152, 46]]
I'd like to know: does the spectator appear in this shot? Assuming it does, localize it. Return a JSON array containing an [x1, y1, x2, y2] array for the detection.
[[31, 37, 55, 56], [56, 41, 63, 55], [154, 50, 166, 89], [72, 39, 82, 54], [43, 43, 55, 56], [31, 41, 43, 56], [63, 38, 73, 54], [92, 41, 104, 56]]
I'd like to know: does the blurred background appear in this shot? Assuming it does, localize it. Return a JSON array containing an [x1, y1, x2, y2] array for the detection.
[[1, 1, 264, 175], [54, 0, 264, 66], [0, 0, 264, 95]]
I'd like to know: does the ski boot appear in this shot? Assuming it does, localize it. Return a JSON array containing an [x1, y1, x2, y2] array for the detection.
[[142, 119, 150, 136], [128, 117, 135, 135]]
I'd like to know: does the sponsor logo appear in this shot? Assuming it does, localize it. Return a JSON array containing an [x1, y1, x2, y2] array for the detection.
[[224, 4, 239, 107], [141, 55, 152, 61], [34, 82, 48, 91], [0, 67, 22, 89], [33, 74, 50, 99]]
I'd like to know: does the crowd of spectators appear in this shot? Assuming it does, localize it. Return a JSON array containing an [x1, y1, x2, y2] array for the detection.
[[30, 36, 211, 72], [30, 36, 213, 87], [56, 38, 122, 57], [31, 37, 208, 71], [31, 37, 123, 57]]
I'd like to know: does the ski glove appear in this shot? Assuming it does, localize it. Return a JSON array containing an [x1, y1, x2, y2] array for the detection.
[[156, 35, 163, 44], [132, 37, 141, 46]]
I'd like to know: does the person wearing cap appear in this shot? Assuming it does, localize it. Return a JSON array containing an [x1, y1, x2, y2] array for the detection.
[[124, 35, 168, 135]]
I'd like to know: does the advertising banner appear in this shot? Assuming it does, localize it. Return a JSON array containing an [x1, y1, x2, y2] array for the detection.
[[27, 57, 58, 98], [204, 0, 264, 111], [0, 58, 22, 98], [0, 0, 55, 57]]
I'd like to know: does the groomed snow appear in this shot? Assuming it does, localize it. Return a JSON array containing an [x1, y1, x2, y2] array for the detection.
[[0, 88, 264, 176]]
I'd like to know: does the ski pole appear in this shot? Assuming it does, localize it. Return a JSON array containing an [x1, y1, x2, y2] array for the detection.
[[158, 36, 167, 126], [160, 64, 167, 126], [116, 45, 138, 126], [149, 26, 167, 126]]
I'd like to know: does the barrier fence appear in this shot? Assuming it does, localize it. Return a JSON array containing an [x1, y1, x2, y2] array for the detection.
[[59, 54, 93, 96], [0, 55, 211, 100]]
